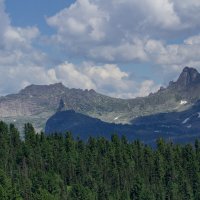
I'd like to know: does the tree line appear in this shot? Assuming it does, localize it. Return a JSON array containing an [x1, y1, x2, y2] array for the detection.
[[0, 121, 200, 199]]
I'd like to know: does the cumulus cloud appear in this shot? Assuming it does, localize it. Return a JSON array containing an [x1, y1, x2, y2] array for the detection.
[[0, 0, 160, 98], [89, 38, 148, 62], [44, 0, 200, 79], [1, 0, 200, 98], [0, 0, 51, 95], [136, 80, 160, 97], [141, 35, 200, 75], [53, 62, 96, 89], [0, 60, 159, 98], [63, 62, 159, 98], [47, 0, 107, 41], [173, 0, 200, 30], [0, 0, 40, 49], [4, 26, 39, 49], [0, 0, 9, 43], [40, 62, 160, 98], [46, 0, 200, 63]]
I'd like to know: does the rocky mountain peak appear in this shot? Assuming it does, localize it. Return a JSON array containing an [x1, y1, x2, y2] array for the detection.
[[176, 67, 200, 87], [167, 67, 200, 90], [19, 82, 67, 95], [57, 98, 66, 112]]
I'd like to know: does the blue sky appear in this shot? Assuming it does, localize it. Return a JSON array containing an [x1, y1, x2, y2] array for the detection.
[[0, 0, 200, 98], [6, 0, 74, 34]]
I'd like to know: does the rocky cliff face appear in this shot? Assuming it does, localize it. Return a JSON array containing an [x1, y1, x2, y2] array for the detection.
[[0, 83, 66, 116], [1, 67, 200, 132], [174, 67, 200, 88], [0, 83, 67, 131]]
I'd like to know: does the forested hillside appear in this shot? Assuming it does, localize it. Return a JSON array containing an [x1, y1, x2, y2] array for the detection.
[[0, 122, 200, 199]]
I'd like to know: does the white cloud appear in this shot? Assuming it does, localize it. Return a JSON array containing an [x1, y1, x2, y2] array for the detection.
[[83, 63, 129, 93], [54, 62, 96, 89], [47, 0, 107, 41], [0, 0, 9, 43], [146, 0, 180, 29], [143, 35, 200, 74], [0, 0, 39, 49], [173, 0, 200, 30], [121, 0, 180, 29], [89, 38, 148, 62], [0, 0, 161, 98], [1, 0, 200, 98], [46, 0, 183, 62], [184, 35, 200, 45], [0, 59, 160, 98], [4, 26, 39, 49], [135, 80, 160, 97], [0, 0, 51, 95], [45, 62, 159, 98], [48, 62, 130, 95], [0, 66, 53, 95], [44, 0, 200, 79]]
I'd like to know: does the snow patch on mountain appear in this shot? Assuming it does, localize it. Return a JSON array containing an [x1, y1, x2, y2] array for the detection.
[[114, 116, 119, 120], [182, 117, 190, 124], [180, 100, 187, 105], [187, 125, 192, 128]]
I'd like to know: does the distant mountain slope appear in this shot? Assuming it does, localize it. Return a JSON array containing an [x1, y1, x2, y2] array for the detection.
[[0, 83, 68, 131], [45, 110, 132, 140], [45, 100, 200, 144], [45, 110, 159, 144], [130, 100, 200, 143], [1, 66, 200, 131]]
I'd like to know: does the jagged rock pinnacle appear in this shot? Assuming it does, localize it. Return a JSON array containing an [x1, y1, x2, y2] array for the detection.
[[168, 67, 200, 89], [57, 98, 65, 112], [176, 67, 200, 87]]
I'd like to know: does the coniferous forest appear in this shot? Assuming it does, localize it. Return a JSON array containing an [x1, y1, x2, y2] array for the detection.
[[1, 122, 200, 199]]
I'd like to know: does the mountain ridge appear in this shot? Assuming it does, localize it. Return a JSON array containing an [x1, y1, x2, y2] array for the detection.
[[0, 66, 200, 132]]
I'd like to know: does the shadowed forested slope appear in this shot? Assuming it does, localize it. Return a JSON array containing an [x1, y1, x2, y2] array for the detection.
[[1, 121, 200, 199]]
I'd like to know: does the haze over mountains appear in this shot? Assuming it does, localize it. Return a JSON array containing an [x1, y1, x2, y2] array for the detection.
[[1, 66, 200, 143]]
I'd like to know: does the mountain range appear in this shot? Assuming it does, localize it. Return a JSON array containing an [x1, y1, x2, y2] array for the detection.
[[1, 66, 200, 143]]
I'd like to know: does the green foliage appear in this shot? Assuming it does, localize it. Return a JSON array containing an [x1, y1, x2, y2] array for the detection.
[[0, 121, 200, 199], [68, 184, 95, 200]]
